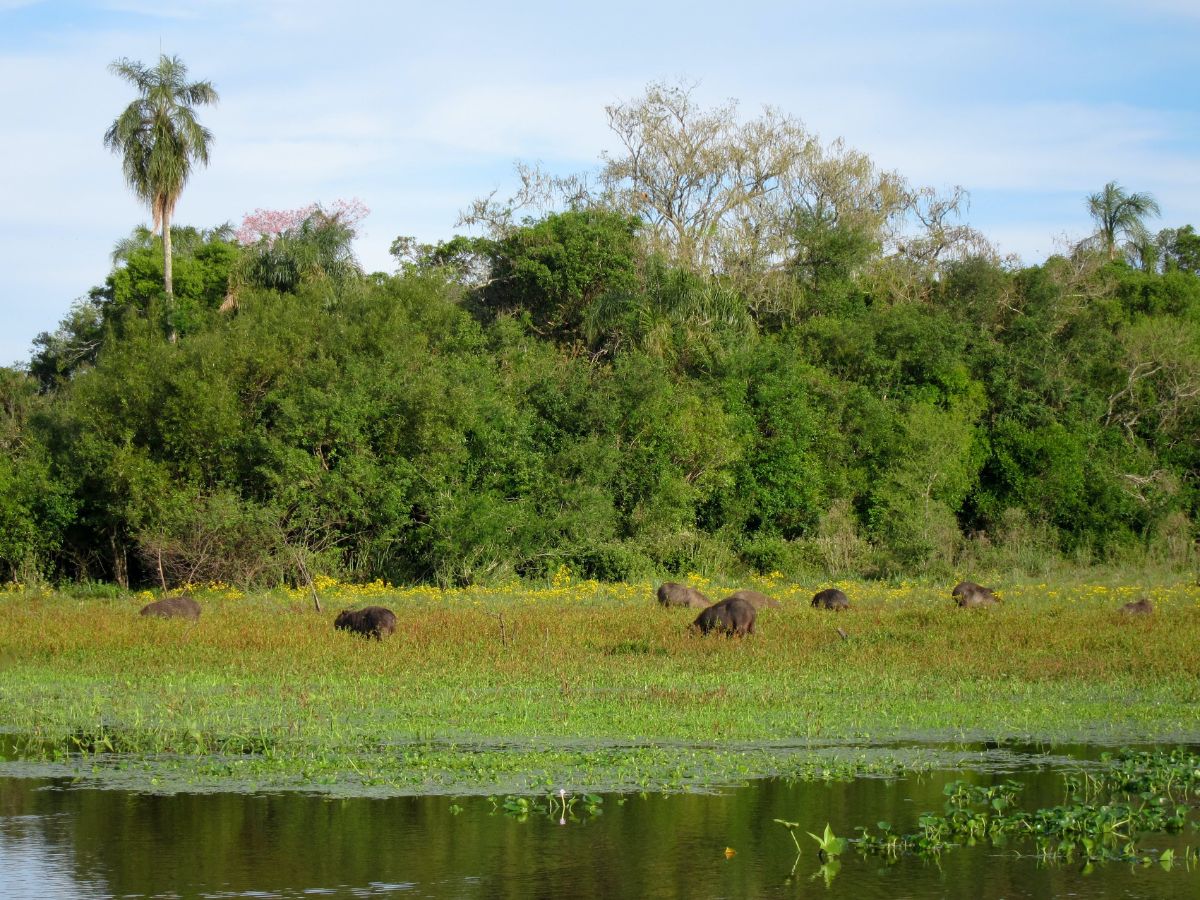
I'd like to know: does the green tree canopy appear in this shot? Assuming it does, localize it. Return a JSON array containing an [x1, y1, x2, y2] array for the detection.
[[104, 54, 218, 339], [1087, 181, 1161, 261]]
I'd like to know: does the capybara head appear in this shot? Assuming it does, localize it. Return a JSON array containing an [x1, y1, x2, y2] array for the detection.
[[811, 588, 850, 611], [139, 595, 201, 621], [690, 596, 756, 637], [657, 582, 710, 609], [952, 581, 1000, 608], [725, 588, 780, 609], [334, 606, 398, 640], [1120, 597, 1153, 616]]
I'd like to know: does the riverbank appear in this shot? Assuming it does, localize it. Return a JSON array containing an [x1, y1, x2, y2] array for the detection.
[[2, 575, 1198, 794]]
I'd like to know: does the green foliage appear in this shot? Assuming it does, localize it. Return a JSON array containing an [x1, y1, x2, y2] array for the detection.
[[584, 257, 755, 366], [1086, 181, 1161, 261], [31, 226, 238, 387], [475, 209, 640, 338], [0, 447, 76, 582], [1158, 224, 1200, 274], [104, 54, 218, 333], [806, 822, 847, 858], [852, 751, 1200, 865], [17, 182, 1200, 584], [0, 369, 77, 580], [233, 209, 361, 299], [790, 205, 879, 297]]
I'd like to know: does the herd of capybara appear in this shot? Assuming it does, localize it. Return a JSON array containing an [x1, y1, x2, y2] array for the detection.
[[137, 578, 1158, 641], [662, 578, 1158, 639]]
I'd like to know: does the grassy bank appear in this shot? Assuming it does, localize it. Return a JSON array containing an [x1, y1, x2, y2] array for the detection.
[[2, 573, 1198, 795]]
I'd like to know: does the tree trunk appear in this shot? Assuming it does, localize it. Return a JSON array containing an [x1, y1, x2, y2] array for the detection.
[[163, 210, 177, 343], [111, 533, 129, 590]]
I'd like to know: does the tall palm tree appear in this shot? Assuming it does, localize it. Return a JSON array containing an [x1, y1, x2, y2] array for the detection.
[[104, 55, 218, 340], [1087, 181, 1161, 262]]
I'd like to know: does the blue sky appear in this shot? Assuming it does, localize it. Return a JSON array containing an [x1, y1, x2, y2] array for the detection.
[[1, 0, 1198, 365]]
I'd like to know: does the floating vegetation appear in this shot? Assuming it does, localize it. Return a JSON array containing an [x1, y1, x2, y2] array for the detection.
[[488, 790, 604, 823], [841, 750, 1200, 867]]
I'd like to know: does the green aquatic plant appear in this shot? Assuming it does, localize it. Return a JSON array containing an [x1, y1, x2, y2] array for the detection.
[[806, 822, 847, 860], [848, 750, 1200, 866], [487, 790, 604, 823], [774, 820, 846, 883]]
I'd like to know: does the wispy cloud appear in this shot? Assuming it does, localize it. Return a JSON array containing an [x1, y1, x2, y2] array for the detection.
[[0, 0, 1197, 365]]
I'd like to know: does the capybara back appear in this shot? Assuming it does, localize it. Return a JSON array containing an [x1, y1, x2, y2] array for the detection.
[[139, 595, 201, 621], [725, 588, 780, 609], [952, 581, 999, 608], [811, 588, 850, 610], [657, 582, 710, 609], [691, 596, 756, 636], [1120, 597, 1153, 616], [334, 606, 398, 639]]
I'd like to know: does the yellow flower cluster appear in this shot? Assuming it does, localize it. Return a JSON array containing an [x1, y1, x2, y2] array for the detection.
[[120, 573, 1200, 610]]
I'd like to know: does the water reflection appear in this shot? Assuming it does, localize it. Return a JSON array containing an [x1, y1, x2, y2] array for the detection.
[[1, 758, 1196, 898]]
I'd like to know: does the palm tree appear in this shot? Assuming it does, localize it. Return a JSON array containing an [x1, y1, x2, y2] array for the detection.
[[1087, 181, 1161, 262], [104, 54, 218, 340]]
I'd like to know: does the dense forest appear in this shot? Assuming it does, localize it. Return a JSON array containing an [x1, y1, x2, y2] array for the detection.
[[3, 83, 1199, 588]]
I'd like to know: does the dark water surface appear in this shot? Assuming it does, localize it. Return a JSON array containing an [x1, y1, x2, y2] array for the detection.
[[1, 750, 1196, 899]]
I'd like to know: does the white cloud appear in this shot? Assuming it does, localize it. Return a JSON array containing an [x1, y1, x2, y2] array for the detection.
[[0, 0, 1197, 366], [407, 81, 618, 161]]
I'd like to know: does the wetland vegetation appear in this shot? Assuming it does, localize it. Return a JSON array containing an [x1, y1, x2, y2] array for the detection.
[[2, 574, 1197, 796]]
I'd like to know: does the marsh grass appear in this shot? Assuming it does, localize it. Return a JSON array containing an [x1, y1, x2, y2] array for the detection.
[[1, 572, 1198, 793]]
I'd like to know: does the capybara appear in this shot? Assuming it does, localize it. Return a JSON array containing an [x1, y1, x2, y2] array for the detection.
[[139, 595, 201, 621], [334, 606, 398, 640], [811, 588, 850, 611], [725, 588, 780, 609], [690, 596, 756, 636], [952, 581, 1000, 608], [1120, 597, 1153, 616], [656, 582, 711, 609]]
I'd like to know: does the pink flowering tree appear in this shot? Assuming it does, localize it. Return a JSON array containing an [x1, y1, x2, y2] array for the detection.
[[236, 198, 370, 246], [228, 198, 370, 300]]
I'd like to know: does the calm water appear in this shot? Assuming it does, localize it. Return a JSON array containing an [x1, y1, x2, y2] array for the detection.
[[1, 755, 1196, 899]]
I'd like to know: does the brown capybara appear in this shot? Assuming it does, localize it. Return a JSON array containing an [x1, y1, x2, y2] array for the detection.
[[952, 581, 1000, 608], [139, 595, 201, 621], [1120, 597, 1153, 616], [811, 588, 850, 611], [656, 582, 711, 609], [690, 596, 756, 636], [724, 588, 780, 609], [334, 606, 397, 640]]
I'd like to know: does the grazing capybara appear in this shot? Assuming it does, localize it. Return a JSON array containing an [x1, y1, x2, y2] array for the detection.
[[690, 596, 756, 637], [656, 582, 711, 609], [139, 595, 201, 621], [1120, 597, 1153, 616], [952, 581, 1000, 608], [811, 588, 850, 611], [334, 606, 398, 640], [725, 588, 780, 609]]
